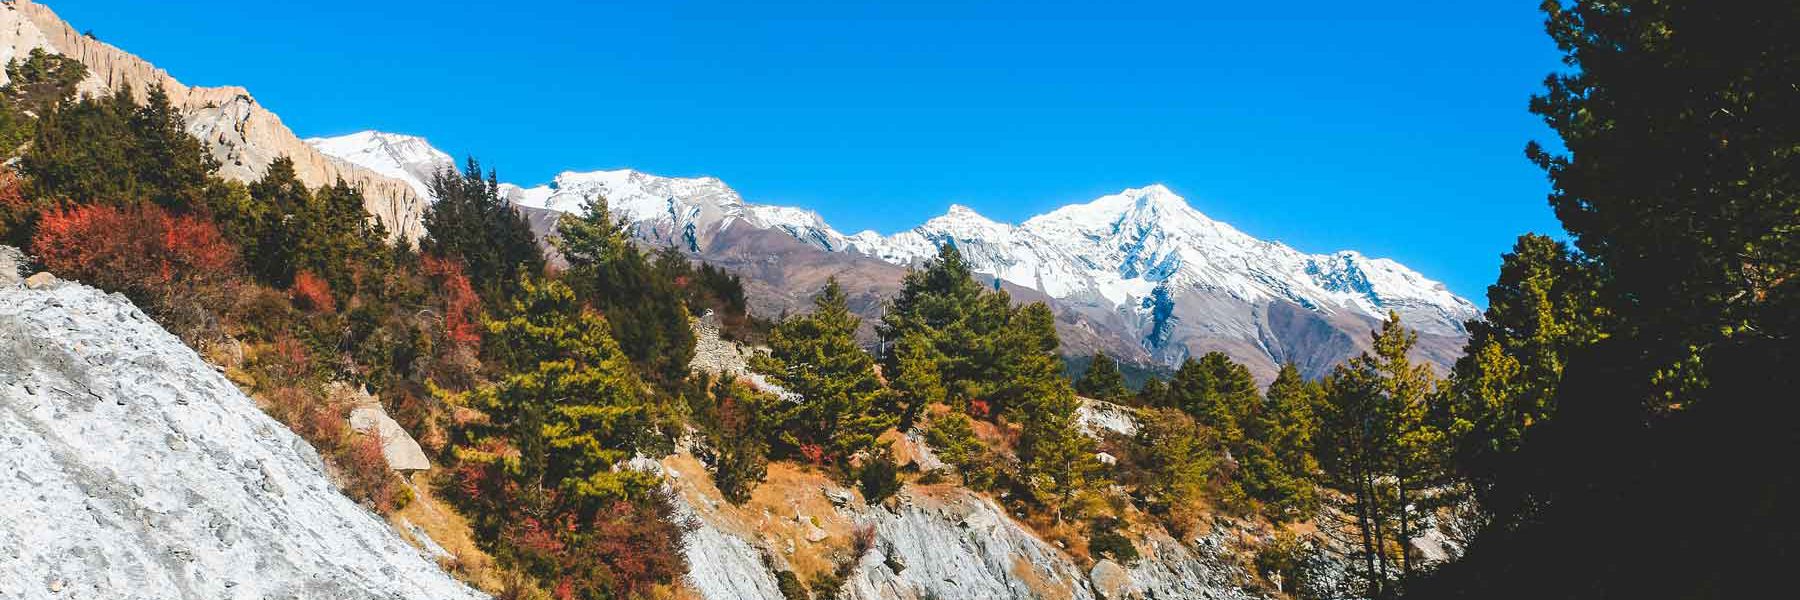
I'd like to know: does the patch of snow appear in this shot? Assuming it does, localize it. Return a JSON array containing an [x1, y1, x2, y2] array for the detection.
[[306, 131, 454, 202]]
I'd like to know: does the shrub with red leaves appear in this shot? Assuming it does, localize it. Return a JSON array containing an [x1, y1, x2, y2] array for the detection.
[[340, 432, 398, 512], [0, 168, 28, 239], [501, 499, 692, 600], [422, 254, 482, 347], [798, 443, 831, 466], [32, 204, 240, 337], [289, 271, 336, 313]]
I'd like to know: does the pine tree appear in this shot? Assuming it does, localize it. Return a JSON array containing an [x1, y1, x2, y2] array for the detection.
[[1316, 358, 1396, 599], [689, 375, 775, 504], [555, 198, 695, 386], [461, 277, 665, 512], [880, 243, 1008, 407], [422, 158, 542, 302], [1133, 407, 1218, 532], [0, 49, 87, 151], [20, 83, 225, 213], [885, 329, 947, 430], [1006, 303, 1100, 520], [922, 407, 983, 477], [1316, 313, 1444, 597], [751, 278, 893, 468], [1135, 376, 1169, 407], [1075, 352, 1129, 402], [1410, 4, 1798, 596], [244, 157, 310, 284], [1165, 352, 1258, 508], [451, 280, 685, 598], [1240, 363, 1321, 518], [1446, 234, 1604, 513]]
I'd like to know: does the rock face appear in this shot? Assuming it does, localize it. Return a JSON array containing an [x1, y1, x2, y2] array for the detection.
[[0, 1, 430, 241], [842, 489, 1097, 600], [665, 458, 1265, 600], [0, 283, 482, 599], [346, 397, 431, 472], [0, 246, 23, 286]]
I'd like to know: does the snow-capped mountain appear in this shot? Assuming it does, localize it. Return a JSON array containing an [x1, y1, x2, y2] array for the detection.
[[845, 184, 1479, 338], [496, 169, 854, 253], [304, 131, 454, 201], [311, 131, 1478, 377]]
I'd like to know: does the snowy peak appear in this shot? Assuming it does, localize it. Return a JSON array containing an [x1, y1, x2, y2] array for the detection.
[[305, 131, 453, 201], [313, 130, 1475, 336]]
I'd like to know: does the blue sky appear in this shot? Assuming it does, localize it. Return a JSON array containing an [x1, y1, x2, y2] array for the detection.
[[56, 0, 1567, 301]]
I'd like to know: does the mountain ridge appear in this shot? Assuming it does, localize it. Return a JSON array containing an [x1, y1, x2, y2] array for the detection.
[[310, 131, 1477, 380]]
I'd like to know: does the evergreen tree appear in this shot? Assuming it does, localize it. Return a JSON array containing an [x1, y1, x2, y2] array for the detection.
[[922, 408, 983, 478], [452, 279, 685, 599], [555, 198, 695, 385], [240, 161, 388, 290], [885, 330, 947, 429], [422, 158, 542, 302], [0, 49, 87, 151], [1135, 376, 1169, 407], [1241, 363, 1321, 517], [1007, 303, 1101, 520], [1316, 357, 1397, 599], [880, 243, 1008, 408], [20, 83, 225, 212], [1133, 407, 1218, 532], [460, 277, 666, 512], [1411, 2, 1799, 597], [751, 278, 893, 468], [1445, 234, 1604, 514], [689, 375, 775, 504], [1075, 352, 1129, 402], [1316, 314, 1444, 597]]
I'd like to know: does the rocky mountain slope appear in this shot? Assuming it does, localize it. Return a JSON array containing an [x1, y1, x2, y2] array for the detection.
[[312, 132, 1476, 379], [0, 277, 482, 599], [676, 323, 1296, 600], [0, 0, 430, 241]]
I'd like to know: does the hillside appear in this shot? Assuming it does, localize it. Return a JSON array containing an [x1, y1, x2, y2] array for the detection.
[[0, 277, 482, 599]]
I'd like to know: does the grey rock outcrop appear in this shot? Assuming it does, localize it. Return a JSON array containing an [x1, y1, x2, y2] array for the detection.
[[0, 246, 23, 285], [0, 282, 482, 599], [346, 395, 431, 472]]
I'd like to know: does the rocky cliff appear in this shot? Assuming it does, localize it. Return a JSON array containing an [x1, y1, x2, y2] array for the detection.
[[0, 278, 481, 599], [0, 0, 429, 241]]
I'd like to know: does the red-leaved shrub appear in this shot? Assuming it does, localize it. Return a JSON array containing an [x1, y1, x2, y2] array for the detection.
[[32, 204, 240, 337], [289, 271, 336, 313], [340, 432, 398, 512], [422, 254, 482, 347]]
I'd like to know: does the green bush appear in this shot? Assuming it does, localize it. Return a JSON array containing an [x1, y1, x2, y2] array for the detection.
[[1087, 517, 1139, 564]]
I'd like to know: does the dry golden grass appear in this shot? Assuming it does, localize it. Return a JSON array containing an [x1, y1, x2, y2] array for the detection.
[[662, 453, 863, 586], [388, 472, 515, 596]]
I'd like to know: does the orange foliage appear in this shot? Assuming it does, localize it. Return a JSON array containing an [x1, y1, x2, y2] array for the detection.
[[342, 433, 398, 512], [289, 271, 336, 313], [422, 254, 483, 347], [31, 204, 239, 323], [798, 443, 831, 466]]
